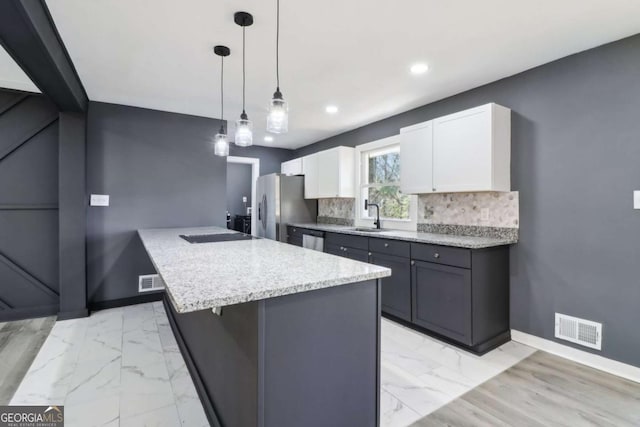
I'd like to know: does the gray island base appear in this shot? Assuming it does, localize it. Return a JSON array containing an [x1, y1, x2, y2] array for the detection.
[[165, 278, 381, 427], [138, 227, 391, 427]]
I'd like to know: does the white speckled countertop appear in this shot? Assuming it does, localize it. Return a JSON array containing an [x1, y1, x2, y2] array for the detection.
[[138, 226, 391, 313], [288, 223, 517, 249]]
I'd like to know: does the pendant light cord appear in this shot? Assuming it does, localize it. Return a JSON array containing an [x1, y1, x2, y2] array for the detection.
[[242, 26, 246, 114], [220, 55, 224, 130], [276, 0, 280, 90]]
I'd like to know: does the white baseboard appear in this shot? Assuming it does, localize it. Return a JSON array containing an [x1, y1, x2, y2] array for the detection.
[[511, 330, 640, 384]]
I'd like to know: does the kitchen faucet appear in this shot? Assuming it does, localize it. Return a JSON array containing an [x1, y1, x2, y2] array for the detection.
[[364, 199, 381, 229]]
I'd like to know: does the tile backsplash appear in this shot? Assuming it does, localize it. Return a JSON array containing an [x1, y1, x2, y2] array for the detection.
[[317, 198, 355, 226], [418, 192, 519, 228], [316, 192, 519, 237]]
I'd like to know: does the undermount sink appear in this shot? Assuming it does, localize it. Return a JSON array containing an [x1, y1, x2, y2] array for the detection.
[[350, 227, 386, 233]]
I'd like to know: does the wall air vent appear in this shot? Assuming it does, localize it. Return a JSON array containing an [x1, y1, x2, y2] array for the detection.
[[554, 313, 602, 350], [138, 274, 165, 293]]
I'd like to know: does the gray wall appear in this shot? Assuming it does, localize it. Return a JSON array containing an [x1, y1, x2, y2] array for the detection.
[[0, 89, 60, 320], [86, 102, 228, 304], [229, 144, 293, 175], [86, 102, 295, 305], [294, 34, 640, 367], [226, 163, 252, 217]]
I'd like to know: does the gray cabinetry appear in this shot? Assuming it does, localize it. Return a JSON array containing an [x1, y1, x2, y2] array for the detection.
[[370, 252, 411, 322], [286, 226, 304, 247], [411, 260, 472, 345], [293, 228, 511, 353]]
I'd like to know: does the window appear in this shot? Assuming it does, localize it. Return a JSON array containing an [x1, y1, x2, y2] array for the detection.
[[356, 136, 417, 230]]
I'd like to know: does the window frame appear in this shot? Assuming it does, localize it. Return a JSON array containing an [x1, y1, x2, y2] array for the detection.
[[355, 135, 417, 231]]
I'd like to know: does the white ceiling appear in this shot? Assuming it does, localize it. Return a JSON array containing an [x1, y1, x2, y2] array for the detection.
[[0, 46, 39, 93], [3, 0, 637, 149]]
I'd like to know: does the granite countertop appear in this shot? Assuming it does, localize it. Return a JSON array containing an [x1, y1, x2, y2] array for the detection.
[[138, 226, 391, 313], [288, 223, 517, 249]]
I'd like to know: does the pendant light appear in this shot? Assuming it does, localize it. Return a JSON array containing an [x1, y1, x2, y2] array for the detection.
[[213, 45, 231, 157], [234, 12, 254, 147], [266, 0, 288, 133]]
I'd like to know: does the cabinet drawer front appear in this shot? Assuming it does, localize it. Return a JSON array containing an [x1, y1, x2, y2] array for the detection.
[[410, 243, 470, 269], [370, 252, 411, 322], [412, 261, 472, 345], [369, 238, 410, 258], [325, 243, 369, 262], [342, 247, 370, 263], [288, 226, 322, 240], [325, 232, 368, 250]]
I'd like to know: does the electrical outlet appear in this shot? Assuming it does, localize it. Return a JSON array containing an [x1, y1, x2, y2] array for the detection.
[[90, 194, 110, 207], [634, 191, 640, 210], [242, 196, 248, 203], [480, 208, 490, 221]]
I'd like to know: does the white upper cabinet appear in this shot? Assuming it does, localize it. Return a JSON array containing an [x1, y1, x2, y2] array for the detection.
[[281, 158, 303, 175], [302, 154, 319, 198], [433, 104, 510, 192], [301, 146, 354, 199], [400, 103, 511, 194], [400, 121, 433, 194]]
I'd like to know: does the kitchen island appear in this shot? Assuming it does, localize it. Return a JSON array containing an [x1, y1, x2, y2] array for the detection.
[[138, 226, 391, 427]]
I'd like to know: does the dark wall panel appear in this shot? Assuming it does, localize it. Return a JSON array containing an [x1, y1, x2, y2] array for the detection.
[[294, 35, 640, 367], [0, 123, 58, 204], [86, 102, 227, 304], [0, 89, 59, 319]]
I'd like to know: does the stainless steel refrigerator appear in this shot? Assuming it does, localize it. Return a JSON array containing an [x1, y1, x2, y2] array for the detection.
[[255, 174, 317, 241]]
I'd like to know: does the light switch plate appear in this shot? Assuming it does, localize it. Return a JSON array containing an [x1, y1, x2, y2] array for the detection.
[[634, 191, 640, 210], [90, 194, 110, 207]]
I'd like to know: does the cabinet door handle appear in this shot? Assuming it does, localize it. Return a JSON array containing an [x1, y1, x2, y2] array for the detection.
[[434, 253, 440, 259], [344, 248, 348, 252], [411, 260, 415, 266], [340, 246, 344, 251], [368, 252, 372, 256], [384, 243, 389, 248], [293, 228, 296, 232]]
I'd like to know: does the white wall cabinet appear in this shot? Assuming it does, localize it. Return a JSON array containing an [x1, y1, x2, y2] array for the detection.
[[400, 121, 433, 194], [281, 158, 303, 175], [301, 146, 354, 199], [400, 103, 511, 194]]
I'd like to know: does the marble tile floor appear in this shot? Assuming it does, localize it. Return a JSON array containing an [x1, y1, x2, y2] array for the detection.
[[10, 302, 209, 427], [379, 319, 536, 427], [9, 302, 536, 427]]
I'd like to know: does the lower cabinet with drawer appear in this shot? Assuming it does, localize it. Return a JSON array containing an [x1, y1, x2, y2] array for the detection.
[[409, 243, 510, 353], [286, 226, 305, 247], [319, 230, 510, 353]]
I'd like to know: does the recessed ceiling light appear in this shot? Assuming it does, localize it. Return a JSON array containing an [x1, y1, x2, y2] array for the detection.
[[410, 63, 429, 75], [325, 105, 339, 114], [264, 135, 274, 142]]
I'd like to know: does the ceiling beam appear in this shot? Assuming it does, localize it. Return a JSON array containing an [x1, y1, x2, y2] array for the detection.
[[0, 0, 88, 112]]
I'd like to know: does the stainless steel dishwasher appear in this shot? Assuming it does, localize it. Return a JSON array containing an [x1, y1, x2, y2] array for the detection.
[[302, 230, 324, 252]]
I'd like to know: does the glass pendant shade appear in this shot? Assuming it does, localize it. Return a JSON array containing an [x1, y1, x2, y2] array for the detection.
[[267, 91, 288, 133], [214, 131, 229, 157], [234, 113, 253, 147]]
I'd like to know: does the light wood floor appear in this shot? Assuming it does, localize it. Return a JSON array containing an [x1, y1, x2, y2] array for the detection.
[[0, 316, 55, 404], [412, 351, 640, 427]]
